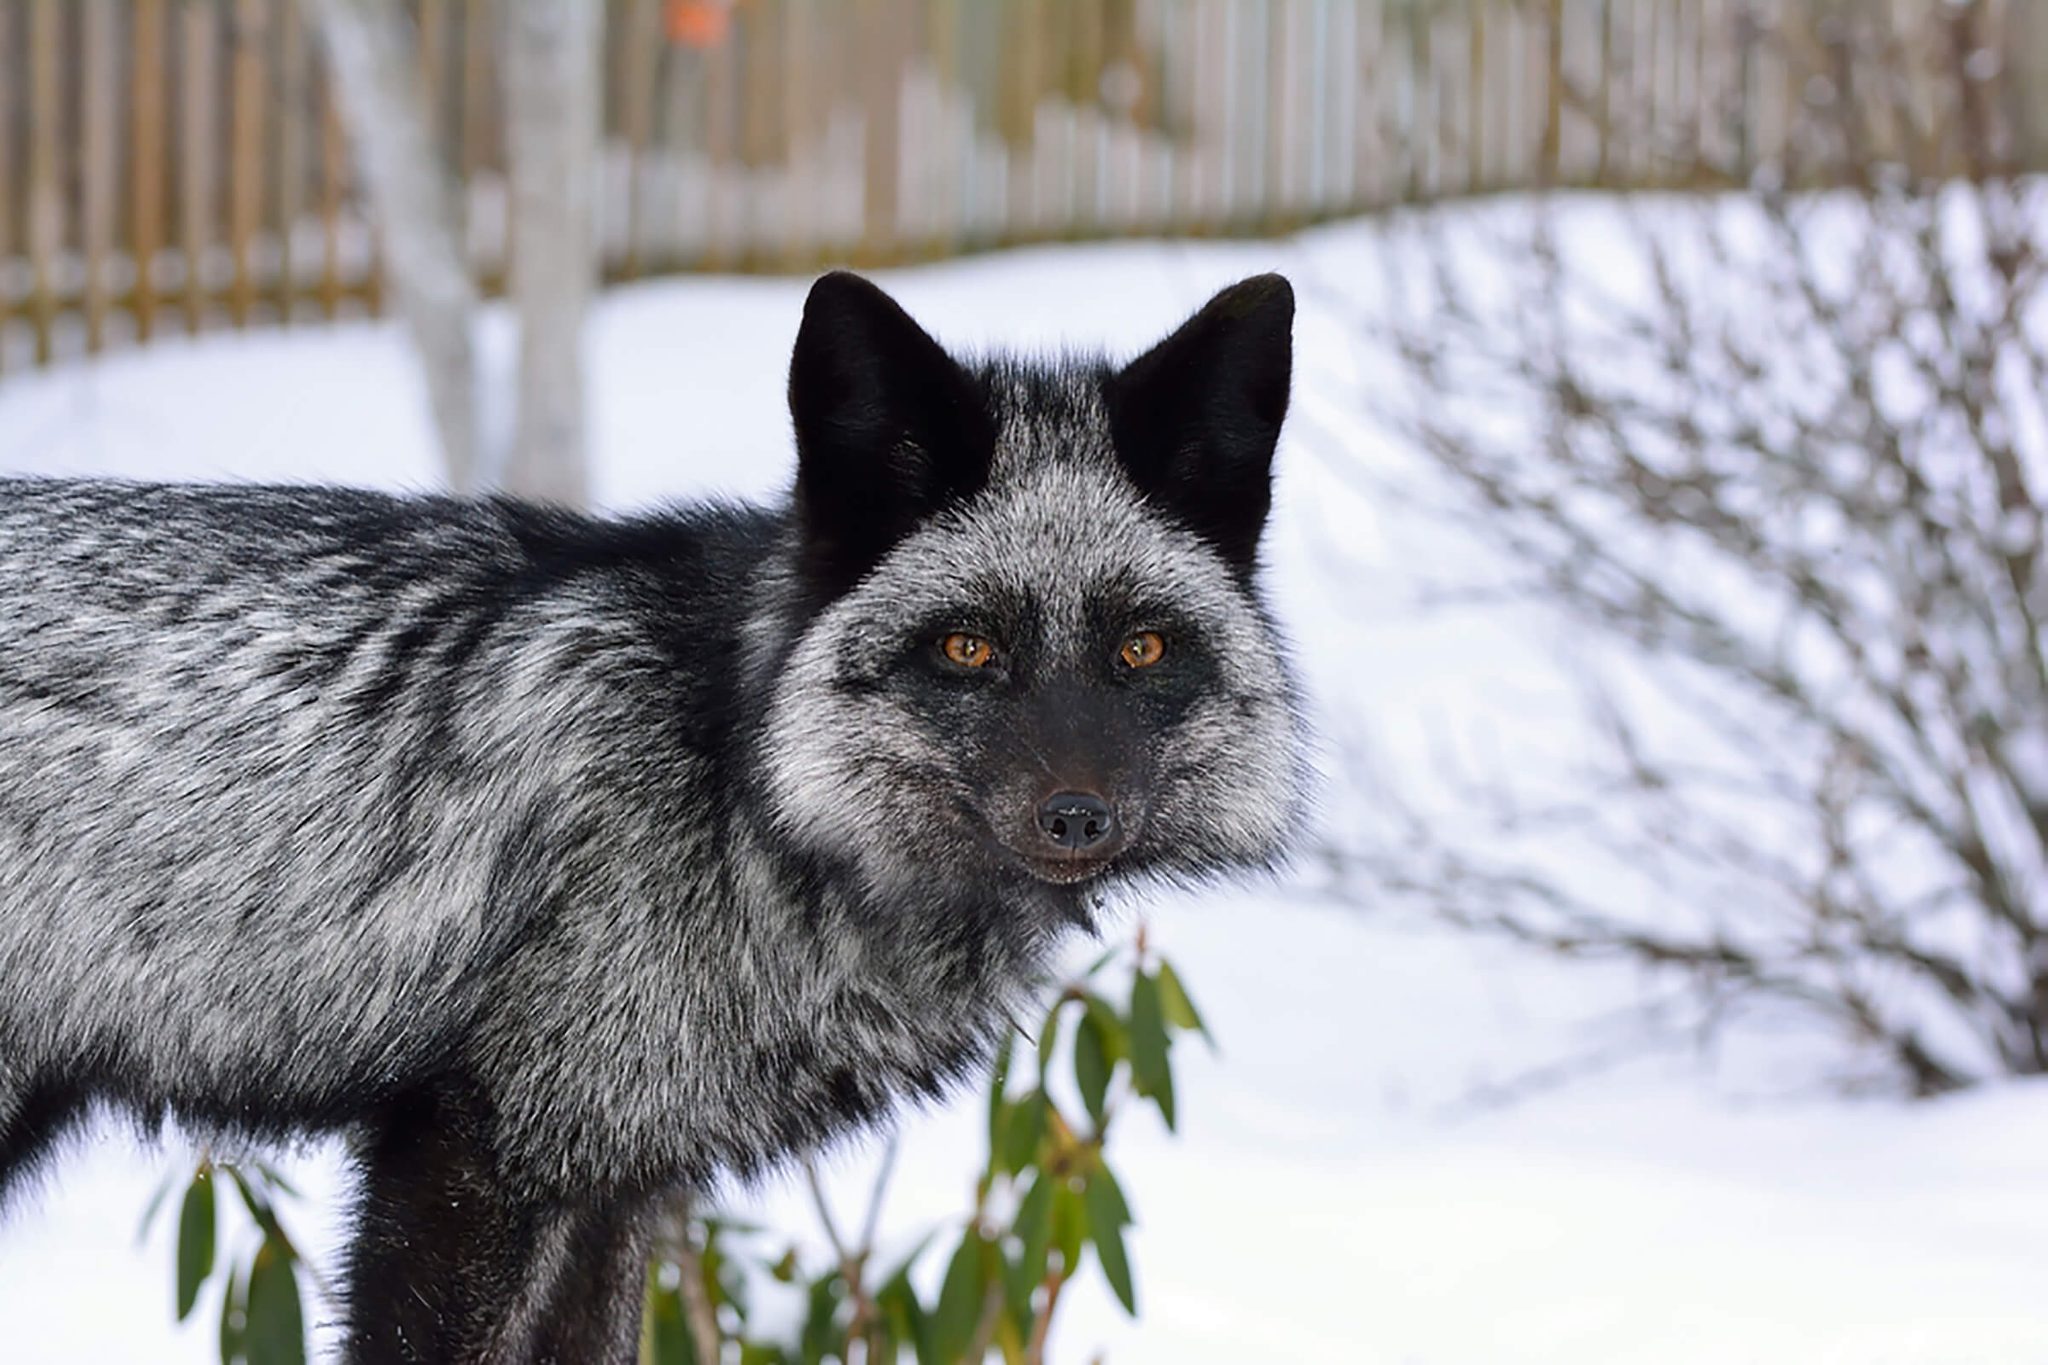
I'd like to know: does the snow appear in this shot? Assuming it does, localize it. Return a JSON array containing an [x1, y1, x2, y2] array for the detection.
[[4, 223, 2048, 1362]]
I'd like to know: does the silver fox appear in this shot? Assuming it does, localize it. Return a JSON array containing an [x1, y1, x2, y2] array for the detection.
[[0, 272, 1303, 1362]]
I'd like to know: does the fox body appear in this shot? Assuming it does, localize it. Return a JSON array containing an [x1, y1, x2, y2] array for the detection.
[[0, 273, 1301, 1361]]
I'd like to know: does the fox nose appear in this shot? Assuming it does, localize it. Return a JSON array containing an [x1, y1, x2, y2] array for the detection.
[[1037, 792, 1117, 851]]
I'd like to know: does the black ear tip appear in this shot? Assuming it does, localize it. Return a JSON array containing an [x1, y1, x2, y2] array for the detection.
[[1212, 273, 1294, 324], [800, 270, 897, 326]]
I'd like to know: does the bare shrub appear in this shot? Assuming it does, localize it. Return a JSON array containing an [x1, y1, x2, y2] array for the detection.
[[1328, 0, 2048, 1095]]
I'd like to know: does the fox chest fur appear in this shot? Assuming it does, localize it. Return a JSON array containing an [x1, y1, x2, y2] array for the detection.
[[0, 272, 1303, 1363]]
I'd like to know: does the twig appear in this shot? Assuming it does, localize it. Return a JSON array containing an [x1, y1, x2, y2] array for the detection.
[[962, 1279, 1006, 1363], [1023, 1265, 1068, 1365], [673, 1193, 723, 1365], [856, 1136, 901, 1259]]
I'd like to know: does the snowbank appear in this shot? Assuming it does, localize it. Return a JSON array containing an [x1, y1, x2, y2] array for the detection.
[[2, 224, 2045, 1363]]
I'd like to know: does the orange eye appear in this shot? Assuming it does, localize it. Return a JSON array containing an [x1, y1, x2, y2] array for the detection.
[[942, 633, 996, 668], [1120, 631, 1166, 669]]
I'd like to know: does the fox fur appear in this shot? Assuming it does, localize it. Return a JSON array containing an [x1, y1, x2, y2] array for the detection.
[[0, 272, 1303, 1362]]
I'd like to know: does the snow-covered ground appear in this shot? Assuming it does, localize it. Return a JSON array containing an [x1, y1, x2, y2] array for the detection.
[[2, 225, 2046, 1363]]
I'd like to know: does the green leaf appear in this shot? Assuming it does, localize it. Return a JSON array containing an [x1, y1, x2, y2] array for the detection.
[[1085, 1185, 1138, 1316], [1011, 1174, 1055, 1304], [1082, 994, 1127, 1065], [798, 1270, 845, 1365], [242, 1238, 306, 1365], [646, 1272, 694, 1365], [1152, 1045, 1178, 1131], [987, 1030, 1016, 1152], [1128, 972, 1171, 1101], [217, 1259, 245, 1364], [1001, 1090, 1048, 1174], [1090, 1163, 1133, 1229], [1001, 1234, 1038, 1332], [175, 1166, 216, 1322], [1074, 1013, 1110, 1128], [1050, 1180, 1086, 1278], [1035, 1002, 1063, 1085], [699, 1229, 748, 1322], [877, 1269, 929, 1365], [1156, 958, 1213, 1044], [930, 1230, 988, 1364]]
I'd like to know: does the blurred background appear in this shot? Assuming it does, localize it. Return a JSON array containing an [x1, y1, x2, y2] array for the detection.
[[7, 0, 2048, 367], [4, 2, 2048, 1363]]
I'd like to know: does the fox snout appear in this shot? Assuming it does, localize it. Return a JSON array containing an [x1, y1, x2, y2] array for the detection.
[[1036, 791, 1117, 852], [1009, 785, 1135, 885]]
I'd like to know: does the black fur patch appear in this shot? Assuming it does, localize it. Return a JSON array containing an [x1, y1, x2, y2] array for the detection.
[[1104, 273, 1294, 579], [788, 272, 998, 607], [0, 1081, 86, 1209]]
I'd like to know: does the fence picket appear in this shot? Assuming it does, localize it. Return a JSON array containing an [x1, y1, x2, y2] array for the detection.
[[4, 0, 2046, 369]]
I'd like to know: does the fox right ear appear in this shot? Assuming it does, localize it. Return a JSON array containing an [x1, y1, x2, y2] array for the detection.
[[788, 273, 996, 602], [1106, 274, 1293, 580]]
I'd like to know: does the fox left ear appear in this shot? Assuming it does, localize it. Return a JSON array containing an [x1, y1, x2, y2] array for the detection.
[[1106, 274, 1293, 577], [788, 272, 996, 603]]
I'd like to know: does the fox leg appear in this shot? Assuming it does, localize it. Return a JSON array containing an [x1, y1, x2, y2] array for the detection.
[[341, 1083, 532, 1364], [510, 1197, 658, 1364], [340, 1083, 652, 1365]]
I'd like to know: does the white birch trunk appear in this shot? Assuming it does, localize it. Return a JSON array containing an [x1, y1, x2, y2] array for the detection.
[[300, 0, 481, 494], [501, 0, 602, 508]]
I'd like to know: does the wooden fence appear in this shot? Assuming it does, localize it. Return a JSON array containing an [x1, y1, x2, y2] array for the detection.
[[3, 0, 2046, 371]]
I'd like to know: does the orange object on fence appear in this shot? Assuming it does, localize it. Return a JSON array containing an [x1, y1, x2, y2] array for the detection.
[[666, 0, 729, 49]]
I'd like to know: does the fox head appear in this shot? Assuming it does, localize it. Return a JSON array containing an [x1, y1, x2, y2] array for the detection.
[[760, 272, 1303, 911]]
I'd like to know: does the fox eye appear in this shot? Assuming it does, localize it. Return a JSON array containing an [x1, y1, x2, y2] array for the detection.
[[1119, 631, 1166, 669], [941, 633, 997, 669]]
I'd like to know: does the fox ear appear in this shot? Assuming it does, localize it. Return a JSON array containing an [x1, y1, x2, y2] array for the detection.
[[1106, 274, 1293, 577], [788, 272, 995, 601]]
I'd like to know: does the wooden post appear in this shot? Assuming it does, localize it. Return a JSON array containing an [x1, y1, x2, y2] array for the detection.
[[858, 0, 900, 260], [1595, 0, 1616, 184], [418, 0, 445, 135], [1541, 0, 1564, 184], [28, 0, 60, 365], [1070, 0, 1103, 238], [927, 0, 962, 255], [82, 0, 119, 354], [1410, 0, 1432, 200], [1002, 0, 1043, 242], [182, 0, 216, 335], [461, 0, 494, 273], [741, 0, 780, 267], [782, 0, 817, 267], [702, 0, 736, 266], [619, 0, 660, 279], [319, 64, 345, 317], [1264, 0, 1293, 230], [0, 2, 12, 372], [1468, 0, 1487, 192], [131, 0, 169, 341], [276, 0, 307, 321], [1353, 0, 1382, 207], [230, 0, 269, 327]]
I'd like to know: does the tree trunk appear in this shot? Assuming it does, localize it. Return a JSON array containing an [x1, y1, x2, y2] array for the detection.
[[300, 0, 480, 494], [501, 0, 601, 508]]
